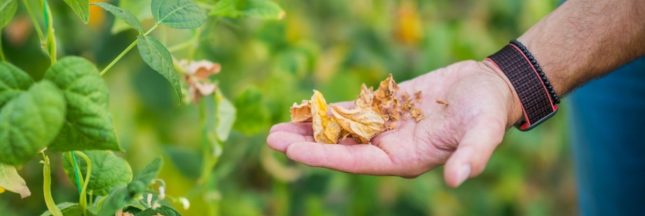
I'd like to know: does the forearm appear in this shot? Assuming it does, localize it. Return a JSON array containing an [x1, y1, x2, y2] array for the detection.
[[518, 0, 645, 96]]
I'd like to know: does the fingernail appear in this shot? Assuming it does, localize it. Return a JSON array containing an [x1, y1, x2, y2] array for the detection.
[[455, 164, 471, 187]]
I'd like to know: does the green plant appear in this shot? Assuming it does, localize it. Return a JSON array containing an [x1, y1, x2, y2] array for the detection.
[[0, 0, 283, 215]]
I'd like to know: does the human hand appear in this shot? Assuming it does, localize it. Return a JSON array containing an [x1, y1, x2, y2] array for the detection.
[[267, 60, 523, 187]]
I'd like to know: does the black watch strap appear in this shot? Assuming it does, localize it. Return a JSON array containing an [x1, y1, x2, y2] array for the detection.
[[487, 40, 559, 131]]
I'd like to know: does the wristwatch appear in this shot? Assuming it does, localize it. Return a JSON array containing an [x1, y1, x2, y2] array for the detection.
[[486, 40, 560, 131]]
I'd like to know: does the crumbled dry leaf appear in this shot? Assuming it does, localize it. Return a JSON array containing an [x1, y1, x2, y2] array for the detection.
[[436, 99, 449, 106], [331, 106, 385, 144], [290, 100, 312, 122], [356, 84, 374, 108], [178, 60, 222, 103], [411, 107, 424, 122], [311, 90, 341, 144], [290, 74, 425, 144], [373, 74, 400, 116], [414, 91, 422, 101]]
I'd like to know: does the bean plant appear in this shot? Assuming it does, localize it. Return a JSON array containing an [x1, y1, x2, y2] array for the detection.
[[0, 0, 283, 215]]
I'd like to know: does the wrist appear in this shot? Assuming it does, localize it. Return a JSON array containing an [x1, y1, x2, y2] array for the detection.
[[486, 40, 560, 131], [480, 60, 524, 127]]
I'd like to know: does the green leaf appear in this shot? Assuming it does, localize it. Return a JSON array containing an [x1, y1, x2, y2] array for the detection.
[[44, 57, 120, 152], [0, 164, 30, 198], [132, 158, 162, 186], [211, 0, 285, 20], [233, 87, 270, 135], [63, 0, 90, 23], [136, 206, 181, 216], [0, 0, 18, 28], [151, 0, 206, 29], [137, 36, 183, 100], [96, 158, 161, 216], [0, 81, 66, 165], [96, 186, 130, 216], [0, 62, 34, 107], [63, 151, 133, 196], [204, 91, 236, 141], [93, 2, 143, 33], [40, 202, 90, 216], [112, 0, 151, 33]]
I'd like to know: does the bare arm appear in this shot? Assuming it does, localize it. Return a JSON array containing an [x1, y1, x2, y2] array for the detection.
[[267, 0, 645, 187], [485, 0, 645, 125]]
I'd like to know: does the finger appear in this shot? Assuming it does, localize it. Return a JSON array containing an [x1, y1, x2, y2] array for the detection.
[[338, 137, 359, 145], [285, 142, 398, 175], [269, 122, 312, 135], [443, 117, 505, 188], [267, 131, 313, 152]]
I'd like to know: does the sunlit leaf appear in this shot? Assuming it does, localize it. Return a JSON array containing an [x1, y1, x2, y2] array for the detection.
[[151, 0, 206, 29], [63, 0, 90, 23], [0, 0, 18, 28], [93, 2, 143, 33], [0, 81, 66, 165], [0, 164, 30, 198], [44, 57, 120, 152], [137, 35, 183, 100]]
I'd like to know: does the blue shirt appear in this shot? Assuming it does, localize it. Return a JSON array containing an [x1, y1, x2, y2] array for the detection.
[[569, 56, 645, 215]]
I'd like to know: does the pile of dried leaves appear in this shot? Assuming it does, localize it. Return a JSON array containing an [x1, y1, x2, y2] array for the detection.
[[290, 74, 424, 144]]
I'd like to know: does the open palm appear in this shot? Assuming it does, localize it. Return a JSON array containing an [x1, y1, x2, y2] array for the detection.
[[267, 61, 520, 187]]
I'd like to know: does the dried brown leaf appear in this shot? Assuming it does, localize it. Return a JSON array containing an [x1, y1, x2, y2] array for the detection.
[[290, 100, 312, 122], [356, 84, 374, 108], [411, 107, 424, 122], [292, 74, 425, 144], [331, 106, 385, 144]]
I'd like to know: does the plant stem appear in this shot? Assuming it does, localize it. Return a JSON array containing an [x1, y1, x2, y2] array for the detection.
[[41, 152, 63, 216], [99, 39, 137, 76], [66, 152, 83, 193], [187, 28, 203, 60], [100, 23, 160, 76], [197, 101, 220, 185], [0, 33, 6, 62], [43, 0, 56, 64], [74, 151, 92, 214]]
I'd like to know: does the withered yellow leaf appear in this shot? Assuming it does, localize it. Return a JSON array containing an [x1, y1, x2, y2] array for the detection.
[[311, 90, 341, 143], [331, 105, 385, 144]]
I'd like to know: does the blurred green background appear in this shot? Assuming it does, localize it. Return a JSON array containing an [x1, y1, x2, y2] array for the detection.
[[0, 0, 576, 215]]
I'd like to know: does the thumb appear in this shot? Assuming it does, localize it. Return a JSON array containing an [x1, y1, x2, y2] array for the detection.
[[443, 117, 505, 187]]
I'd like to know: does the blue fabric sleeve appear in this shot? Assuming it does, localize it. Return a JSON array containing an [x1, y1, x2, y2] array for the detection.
[[569, 56, 645, 216]]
